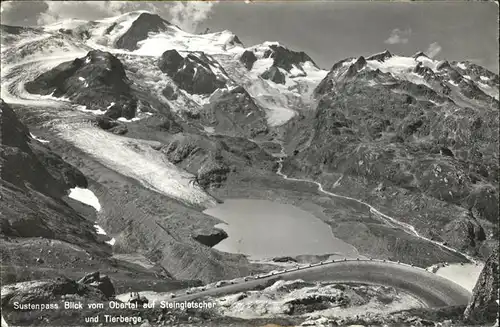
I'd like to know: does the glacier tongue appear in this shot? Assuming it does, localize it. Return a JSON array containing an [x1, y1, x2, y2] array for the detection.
[[57, 124, 217, 208]]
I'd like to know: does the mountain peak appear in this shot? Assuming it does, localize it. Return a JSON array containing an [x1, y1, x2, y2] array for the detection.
[[345, 56, 367, 77], [114, 12, 171, 50], [366, 50, 392, 62], [251, 42, 319, 72], [413, 51, 429, 59]]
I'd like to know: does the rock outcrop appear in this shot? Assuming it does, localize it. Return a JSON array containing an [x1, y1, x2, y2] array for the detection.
[[413, 51, 430, 59], [366, 50, 392, 62], [94, 116, 128, 135], [1, 277, 108, 309], [464, 248, 499, 323], [139, 114, 183, 134], [162, 84, 178, 100], [263, 43, 318, 72], [260, 66, 286, 84], [201, 86, 268, 138], [158, 49, 184, 75], [192, 228, 228, 247], [78, 271, 116, 299], [441, 212, 486, 252], [196, 152, 231, 189], [239, 50, 257, 70], [25, 50, 140, 119], [158, 50, 228, 94], [345, 56, 367, 78]]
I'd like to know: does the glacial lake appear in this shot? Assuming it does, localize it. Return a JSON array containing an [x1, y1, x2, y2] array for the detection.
[[203, 199, 359, 260]]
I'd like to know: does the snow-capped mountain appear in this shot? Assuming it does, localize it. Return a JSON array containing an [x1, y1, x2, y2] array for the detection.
[[1, 11, 329, 127], [316, 50, 499, 104]]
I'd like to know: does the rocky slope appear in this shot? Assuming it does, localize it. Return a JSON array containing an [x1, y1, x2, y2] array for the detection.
[[0, 99, 104, 256], [283, 52, 499, 258], [464, 247, 499, 323], [0, 100, 198, 294]]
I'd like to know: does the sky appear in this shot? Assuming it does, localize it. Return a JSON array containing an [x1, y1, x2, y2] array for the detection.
[[1, 1, 499, 72]]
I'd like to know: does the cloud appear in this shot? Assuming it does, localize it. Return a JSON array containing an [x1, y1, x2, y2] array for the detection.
[[36, 1, 161, 25], [1, 1, 49, 26], [168, 1, 215, 32], [425, 42, 442, 58], [384, 28, 412, 45], [35, 1, 214, 32], [1, 1, 215, 33]]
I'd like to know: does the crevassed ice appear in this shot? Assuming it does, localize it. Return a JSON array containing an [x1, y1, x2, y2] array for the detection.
[[59, 126, 215, 207]]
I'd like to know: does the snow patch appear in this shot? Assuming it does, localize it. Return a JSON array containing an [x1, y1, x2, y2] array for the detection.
[[93, 223, 116, 246], [94, 224, 107, 235], [434, 263, 484, 292], [289, 64, 305, 78], [479, 75, 489, 81], [30, 133, 50, 143], [117, 116, 142, 122], [456, 62, 467, 70], [76, 105, 106, 115], [203, 126, 215, 134], [68, 187, 101, 212]]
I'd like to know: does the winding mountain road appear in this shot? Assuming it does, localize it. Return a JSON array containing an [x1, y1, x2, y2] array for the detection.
[[272, 143, 476, 264], [172, 259, 472, 307], [169, 141, 476, 308]]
